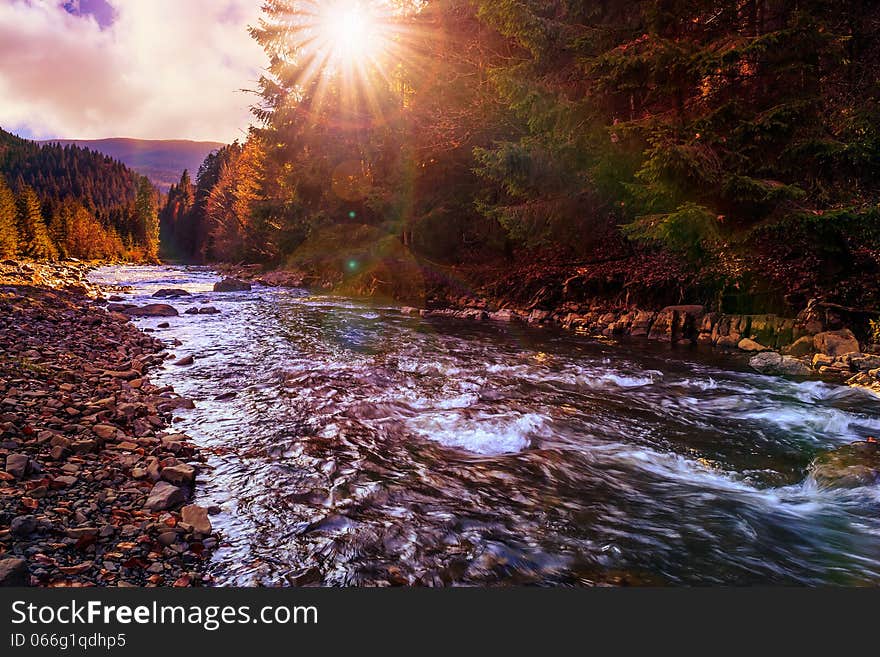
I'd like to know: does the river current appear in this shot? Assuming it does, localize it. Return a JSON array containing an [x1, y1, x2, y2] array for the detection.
[[89, 265, 880, 586]]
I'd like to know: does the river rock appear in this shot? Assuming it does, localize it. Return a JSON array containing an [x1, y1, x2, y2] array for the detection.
[[11, 515, 37, 537], [809, 441, 880, 490], [257, 271, 305, 288], [92, 424, 119, 440], [153, 289, 191, 298], [161, 464, 195, 486], [213, 278, 251, 292], [814, 329, 860, 357], [181, 504, 212, 535], [173, 356, 195, 366], [199, 306, 220, 315], [749, 352, 812, 377], [785, 336, 816, 357], [125, 304, 180, 318], [738, 338, 769, 353], [0, 558, 29, 587], [4, 453, 30, 479], [144, 481, 187, 511]]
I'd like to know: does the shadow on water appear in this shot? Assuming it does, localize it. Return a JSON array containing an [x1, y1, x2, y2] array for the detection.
[[90, 265, 880, 586]]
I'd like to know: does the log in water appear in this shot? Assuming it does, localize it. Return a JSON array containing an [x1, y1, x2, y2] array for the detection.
[[90, 265, 880, 586]]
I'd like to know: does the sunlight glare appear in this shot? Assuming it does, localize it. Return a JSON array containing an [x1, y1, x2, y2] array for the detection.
[[318, 1, 388, 67]]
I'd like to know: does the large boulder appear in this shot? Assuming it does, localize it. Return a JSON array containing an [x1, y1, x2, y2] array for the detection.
[[785, 336, 816, 357], [124, 304, 179, 317], [814, 329, 860, 357], [213, 278, 251, 293], [809, 441, 880, 490], [749, 352, 812, 377], [738, 338, 770, 353]]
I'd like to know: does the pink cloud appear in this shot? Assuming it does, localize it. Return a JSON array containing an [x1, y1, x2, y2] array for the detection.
[[0, 0, 265, 142]]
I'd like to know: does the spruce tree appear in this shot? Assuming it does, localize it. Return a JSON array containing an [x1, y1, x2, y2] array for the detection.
[[16, 185, 58, 261], [0, 174, 20, 259]]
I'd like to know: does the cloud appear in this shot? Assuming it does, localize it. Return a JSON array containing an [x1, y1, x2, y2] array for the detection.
[[0, 0, 266, 142]]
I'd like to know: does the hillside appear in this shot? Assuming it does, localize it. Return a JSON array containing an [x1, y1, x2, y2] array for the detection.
[[0, 127, 159, 261], [39, 137, 225, 192]]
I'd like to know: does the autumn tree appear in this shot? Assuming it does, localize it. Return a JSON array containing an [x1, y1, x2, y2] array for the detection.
[[16, 185, 58, 261], [0, 174, 20, 258], [134, 176, 160, 262]]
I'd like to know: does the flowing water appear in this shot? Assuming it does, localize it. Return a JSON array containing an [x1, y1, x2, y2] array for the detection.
[[90, 265, 880, 586]]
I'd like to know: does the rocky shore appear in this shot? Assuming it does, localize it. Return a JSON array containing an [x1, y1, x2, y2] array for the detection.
[[399, 299, 880, 392], [215, 264, 880, 392], [0, 261, 217, 587]]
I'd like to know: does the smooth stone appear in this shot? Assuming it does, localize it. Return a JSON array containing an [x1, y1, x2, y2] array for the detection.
[[152, 289, 191, 299], [11, 515, 37, 537], [5, 453, 30, 479], [213, 278, 251, 293], [160, 464, 196, 486], [810, 441, 880, 490], [0, 558, 29, 586], [144, 482, 187, 511], [180, 505, 212, 535], [814, 329, 860, 357], [124, 304, 179, 318]]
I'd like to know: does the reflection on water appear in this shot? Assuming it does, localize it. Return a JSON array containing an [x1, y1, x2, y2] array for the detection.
[[91, 266, 880, 586]]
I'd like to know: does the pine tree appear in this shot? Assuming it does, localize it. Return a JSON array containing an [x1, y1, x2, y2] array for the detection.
[[134, 177, 160, 262], [16, 185, 58, 261], [0, 174, 20, 259]]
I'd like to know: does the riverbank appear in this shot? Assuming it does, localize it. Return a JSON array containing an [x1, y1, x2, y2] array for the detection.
[[0, 260, 217, 587], [215, 262, 880, 393]]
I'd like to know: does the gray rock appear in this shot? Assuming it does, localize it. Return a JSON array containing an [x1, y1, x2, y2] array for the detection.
[[750, 352, 811, 377], [144, 481, 187, 511], [199, 306, 220, 315], [749, 351, 783, 373], [0, 558, 29, 587]]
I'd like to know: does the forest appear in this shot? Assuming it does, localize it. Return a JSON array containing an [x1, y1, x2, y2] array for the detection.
[[158, 0, 880, 316], [0, 128, 159, 262]]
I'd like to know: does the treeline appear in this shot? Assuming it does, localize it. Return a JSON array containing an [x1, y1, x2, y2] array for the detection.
[[0, 128, 159, 262], [168, 0, 880, 312]]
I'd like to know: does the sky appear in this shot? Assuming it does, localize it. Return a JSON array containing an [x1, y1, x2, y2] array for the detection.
[[0, 0, 266, 143]]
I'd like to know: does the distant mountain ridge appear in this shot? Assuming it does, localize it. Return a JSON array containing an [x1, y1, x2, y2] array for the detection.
[[39, 137, 226, 193]]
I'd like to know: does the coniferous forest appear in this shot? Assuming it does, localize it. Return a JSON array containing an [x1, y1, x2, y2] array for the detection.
[[156, 0, 880, 317], [0, 128, 159, 262]]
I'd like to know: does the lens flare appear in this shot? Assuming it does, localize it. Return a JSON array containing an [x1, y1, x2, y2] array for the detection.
[[317, 1, 387, 65]]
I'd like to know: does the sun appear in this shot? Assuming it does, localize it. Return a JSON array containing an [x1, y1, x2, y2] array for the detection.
[[316, 1, 390, 68]]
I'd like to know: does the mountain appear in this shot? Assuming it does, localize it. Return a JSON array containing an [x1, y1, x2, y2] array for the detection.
[[39, 138, 225, 193]]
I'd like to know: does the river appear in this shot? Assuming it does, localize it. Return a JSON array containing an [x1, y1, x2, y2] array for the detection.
[[89, 265, 880, 586]]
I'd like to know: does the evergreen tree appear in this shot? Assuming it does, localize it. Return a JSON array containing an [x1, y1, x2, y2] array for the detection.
[[0, 174, 20, 258], [135, 176, 160, 262], [16, 185, 58, 261]]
